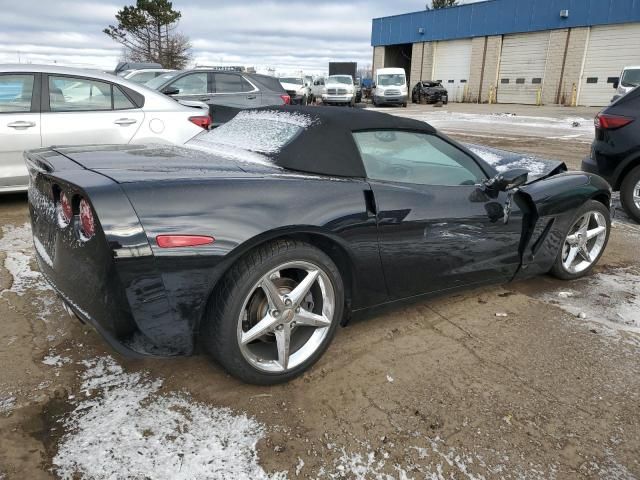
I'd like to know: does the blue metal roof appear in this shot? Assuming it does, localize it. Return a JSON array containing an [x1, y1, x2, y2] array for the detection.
[[371, 0, 640, 46]]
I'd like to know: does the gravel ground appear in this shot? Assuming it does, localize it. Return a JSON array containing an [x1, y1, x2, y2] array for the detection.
[[0, 104, 638, 480]]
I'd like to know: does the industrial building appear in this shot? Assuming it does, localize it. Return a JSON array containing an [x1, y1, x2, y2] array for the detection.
[[371, 0, 640, 106]]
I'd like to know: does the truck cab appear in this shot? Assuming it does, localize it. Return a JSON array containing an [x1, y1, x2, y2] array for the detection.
[[372, 68, 408, 107], [612, 66, 640, 103]]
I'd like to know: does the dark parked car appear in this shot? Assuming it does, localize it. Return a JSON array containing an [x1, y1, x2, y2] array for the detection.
[[146, 69, 290, 126], [412, 81, 448, 104], [582, 86, 640, 222], [28, 107, 611, 384]]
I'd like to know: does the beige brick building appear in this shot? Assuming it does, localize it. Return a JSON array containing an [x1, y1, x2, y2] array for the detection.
[[372, 1, 640, 106]]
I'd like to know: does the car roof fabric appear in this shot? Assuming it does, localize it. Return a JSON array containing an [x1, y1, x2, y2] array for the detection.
[[262, 105, 436, 177]]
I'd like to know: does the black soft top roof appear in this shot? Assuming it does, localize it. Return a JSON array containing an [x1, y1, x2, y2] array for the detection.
[[261, 106, 436, 177]]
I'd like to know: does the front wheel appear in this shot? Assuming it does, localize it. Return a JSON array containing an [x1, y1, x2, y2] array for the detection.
[[202, 240, 344, 384], [620, 165, 640, 223], [550, 200, 610, 280]]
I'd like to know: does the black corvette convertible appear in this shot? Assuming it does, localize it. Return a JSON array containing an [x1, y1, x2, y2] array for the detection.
[[27, 106, 611, 384]]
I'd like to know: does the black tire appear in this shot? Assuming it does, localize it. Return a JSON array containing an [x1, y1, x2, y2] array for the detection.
[[620, 165, 640, 223], [402, 102, 408, 108], [202, 239, 344, 385], [549, 200, 611, 280], [443, 97, 448, 105]]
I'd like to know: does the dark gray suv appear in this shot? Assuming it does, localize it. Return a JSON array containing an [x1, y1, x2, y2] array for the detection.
[[147, 69, 290, 126]]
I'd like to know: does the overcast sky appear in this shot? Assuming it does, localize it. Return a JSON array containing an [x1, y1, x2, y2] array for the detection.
[[0, 0, 481, 75]]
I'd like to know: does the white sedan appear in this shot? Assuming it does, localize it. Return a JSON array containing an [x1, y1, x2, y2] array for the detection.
[[0, 64, 210, 193]]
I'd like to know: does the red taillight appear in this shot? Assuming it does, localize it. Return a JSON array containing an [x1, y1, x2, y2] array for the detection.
[[280, 94, 291, 105], [58, 191, 72, 227], [595, 113, 634, 130], [156, 235, 215, 248], [79, 198, 95, 240], [189, 115, 212, 129]]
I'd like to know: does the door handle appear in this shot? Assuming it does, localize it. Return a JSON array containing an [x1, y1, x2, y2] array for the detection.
[[114, 118, 137, 126], [246, 95, 257, 100], [7, 121, 36, 129]]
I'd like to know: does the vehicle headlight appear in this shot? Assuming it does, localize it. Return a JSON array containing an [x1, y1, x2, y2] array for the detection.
[[322, 87, 327, 94]]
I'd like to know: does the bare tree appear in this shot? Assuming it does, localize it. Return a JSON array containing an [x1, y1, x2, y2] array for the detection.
[[104, 0, 192, 69], [431, 0, 458, 8]]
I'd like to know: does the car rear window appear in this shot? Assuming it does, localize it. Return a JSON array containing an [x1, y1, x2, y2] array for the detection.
[[187, 110, 316, 156]]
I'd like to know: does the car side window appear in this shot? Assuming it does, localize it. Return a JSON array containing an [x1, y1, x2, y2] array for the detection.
[[0, 74, 35, 113], [353, 130, 487, 186], [215, 73, 254, 93], [113, 86, 136, 110], [169, 73, 208, 95], [49, 76, 112, 111]]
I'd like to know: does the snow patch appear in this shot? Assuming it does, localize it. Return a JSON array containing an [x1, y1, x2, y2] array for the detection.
[[42, 353, 72, 367], [468, 147, 549, 176], [0, 396, 16, 416], [539, 268, 640, 334], [189, 109, 317, 160], [0, 223, 51, 295], [53, 356, 285, 480]]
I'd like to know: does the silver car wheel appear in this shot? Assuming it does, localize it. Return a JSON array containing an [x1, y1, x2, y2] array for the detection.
[[633, 179, 640, 209], [237, 260, 335, 373], [561, 211, 608, 274]]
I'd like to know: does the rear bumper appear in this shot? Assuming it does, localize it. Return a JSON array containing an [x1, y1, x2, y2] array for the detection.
[[40, 265, 149, 359], [581, 154, 616, 189]]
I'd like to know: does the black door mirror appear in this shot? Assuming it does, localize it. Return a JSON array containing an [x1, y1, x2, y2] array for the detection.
[[486, 168, 529, 191], [162, 86, 180, 96], [613, 80, 619, 89]]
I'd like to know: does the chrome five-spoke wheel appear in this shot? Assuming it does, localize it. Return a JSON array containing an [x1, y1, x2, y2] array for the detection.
[[561, 210, 608, 274], [237, 261, 335, 373], [203, 241, 343, 384]]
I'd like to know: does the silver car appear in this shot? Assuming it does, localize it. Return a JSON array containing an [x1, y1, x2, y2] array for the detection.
[[0, 64, 210, 193]]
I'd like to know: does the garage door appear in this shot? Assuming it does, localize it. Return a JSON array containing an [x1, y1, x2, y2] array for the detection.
[[498, 32, 550, 105], [579, 24, 640, 107], [432, 39, 472, 102]]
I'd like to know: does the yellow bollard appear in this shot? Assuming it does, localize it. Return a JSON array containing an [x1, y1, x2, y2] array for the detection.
[[570, 83, 577, 107], [536, 87, 542, 106]]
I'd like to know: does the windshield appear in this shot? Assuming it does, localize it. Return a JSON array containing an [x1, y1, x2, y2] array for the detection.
[[280, 77, 303, 85], [145, 72, 179, 89], [327, 75, 352, 85], [378, 74, 405, 87], [621, 69, 640, 87]]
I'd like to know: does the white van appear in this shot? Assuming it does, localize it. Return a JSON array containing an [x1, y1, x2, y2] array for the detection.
[[372, 68, 408, 107], [612, 66, 640, 103]]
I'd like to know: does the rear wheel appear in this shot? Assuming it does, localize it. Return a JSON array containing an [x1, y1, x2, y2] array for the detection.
[[202, 240, 344, 384], [550, 200, 610, 280], [620, 165, 640, 223]]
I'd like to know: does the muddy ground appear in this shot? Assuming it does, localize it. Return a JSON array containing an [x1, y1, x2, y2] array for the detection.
[[1, 104, 639, 479]]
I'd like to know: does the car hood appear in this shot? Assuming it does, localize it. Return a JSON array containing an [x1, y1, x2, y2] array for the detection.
[[325, 82, 353, 89], [463, 143, 567, 183]]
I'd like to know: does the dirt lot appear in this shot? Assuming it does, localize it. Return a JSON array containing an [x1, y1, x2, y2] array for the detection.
[[1, 104, 639, 479]]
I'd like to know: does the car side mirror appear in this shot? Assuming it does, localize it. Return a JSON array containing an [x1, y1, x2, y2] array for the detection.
[[613, 80, 619, 89], [162, 86, 180, 96], [485, 168, 529, 191]]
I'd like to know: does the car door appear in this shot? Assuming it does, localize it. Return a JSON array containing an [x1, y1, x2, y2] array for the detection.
[[353, 130, 524, 299], [210, 73, 261, 126], [0, 73, 41, 190], [40, 74, 144, 147]]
